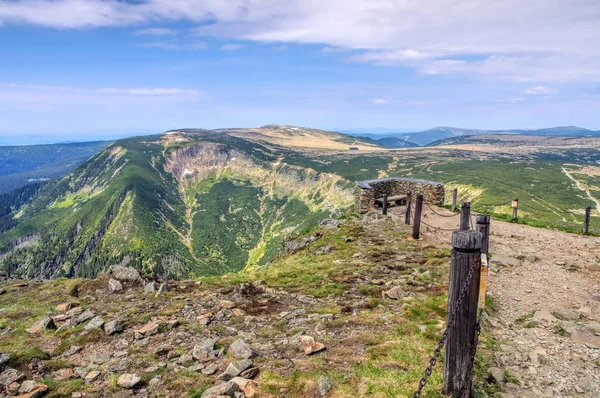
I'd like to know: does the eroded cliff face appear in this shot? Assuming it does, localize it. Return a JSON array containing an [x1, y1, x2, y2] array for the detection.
[[0, 135, 354, 279]]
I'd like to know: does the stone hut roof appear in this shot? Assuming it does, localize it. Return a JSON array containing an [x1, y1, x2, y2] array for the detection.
[[357, 177, 443, 190]]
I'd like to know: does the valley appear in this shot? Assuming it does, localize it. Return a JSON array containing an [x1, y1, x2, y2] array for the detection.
[[1, 127, 599, 281]]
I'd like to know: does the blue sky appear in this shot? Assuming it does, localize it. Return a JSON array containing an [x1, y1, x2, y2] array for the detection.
[[1, 0, 599, 144]]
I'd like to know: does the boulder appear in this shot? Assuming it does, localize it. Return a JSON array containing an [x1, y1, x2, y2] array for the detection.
[[0, 353, 10, 371], [84, 316, 105, 331], [192, 338, 218, 362], [230, 377, 258, 398], [16, 381, 47, 397], [228, 339, 253, 359], [218, 359, 253, 381], [532, 310, 557, 324], [300, 336, 326, 355], [383, 286, 407, 300], [117, 373, 141, 389], [200, 381, 239, 398], [0, 368, 25, 387], [318, 376, 334, 396], [26, 315, 55, 334], [489, 367, 505, 383], [105, 320, 124, 336], [84, 370, 101, 383], [55, 318, 78, 333], [108, 265, 142, 283], [108, 278, 123, 293], [77, 310, 95, 324], [144, 281, 156, 294], [133, 322, 159, 339]]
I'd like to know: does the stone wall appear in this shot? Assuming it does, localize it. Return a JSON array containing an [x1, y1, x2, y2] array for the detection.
[[354, 177, 445, 213]]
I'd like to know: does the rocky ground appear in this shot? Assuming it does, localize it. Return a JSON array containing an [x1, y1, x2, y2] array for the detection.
[[409, 205, 600, 398], [0, 219, 459, 397], [2, 207, 599, 398]]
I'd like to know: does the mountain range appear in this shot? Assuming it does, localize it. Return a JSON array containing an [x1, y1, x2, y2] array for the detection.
[[346, 125, 600, 147], [0, 126, 364, 280]]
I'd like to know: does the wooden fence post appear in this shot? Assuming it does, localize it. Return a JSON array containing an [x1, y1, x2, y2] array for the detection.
[[583, 206, 591, 234], [452, 188, 458, 212], [460, 202, 471, 230], [443, 230, 483, 397], [412, 194, 423, 239], [476, 214, 491, 258], [512, 199, 519, 220], [405, 191, 412, 225], [382, 194, 388, 216]]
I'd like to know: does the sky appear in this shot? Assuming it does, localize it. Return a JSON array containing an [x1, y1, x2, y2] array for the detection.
[[1, 0, 599, 144]]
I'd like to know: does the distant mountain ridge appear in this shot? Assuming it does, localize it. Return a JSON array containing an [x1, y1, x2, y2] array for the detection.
[[345, 125, 600, 146]]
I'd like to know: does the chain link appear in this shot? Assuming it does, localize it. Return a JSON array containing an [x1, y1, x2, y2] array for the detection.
[[426, 203, 461, 218], [412, 258, 478, 398], [458, 309, 483, 397]]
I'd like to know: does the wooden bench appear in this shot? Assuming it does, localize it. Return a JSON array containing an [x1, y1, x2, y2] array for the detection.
[[375, 195, 407, 207]]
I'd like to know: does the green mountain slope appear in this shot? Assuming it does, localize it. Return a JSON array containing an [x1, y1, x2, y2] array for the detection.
[[0, 130, 353, 279]]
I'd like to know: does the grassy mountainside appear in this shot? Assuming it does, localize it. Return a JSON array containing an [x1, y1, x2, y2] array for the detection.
[[0, 128, 354, 279], [0, 141, 109, 194]]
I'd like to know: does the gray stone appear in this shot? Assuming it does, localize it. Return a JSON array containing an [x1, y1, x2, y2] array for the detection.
[[228, 339, 253, 359], [554, 309, 580, 321], [108, 278, 123, 293], [26, 315, 55, 334], [77, 310, 95, 324], [0, 368, 25, 386], [192, 338, 217, 362], [383, 286, 407, 300], [200, 381, 240, 398], [489, 367, 505, 383], [109, 265, 141, 283], [0, 353, 9, 371], [218, 359, 253, 381], [532, 310, 557, 323], [144, 281, 156, 293], [117, 373, 141, 389], [56, 318, 78, 333], [84, 370, 100, 383], [105, 320, 124, 335], [318, 376, 334, 396], [84, 316, 105, 330]]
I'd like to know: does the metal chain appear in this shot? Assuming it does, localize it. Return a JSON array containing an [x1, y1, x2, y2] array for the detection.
[[458, 309, 483, 397], [426, 203, 461, 218], [412, 260, 477, 398], [421, 219, 457, 232]]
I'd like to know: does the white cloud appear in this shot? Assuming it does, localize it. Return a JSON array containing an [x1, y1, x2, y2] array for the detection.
[[134, 27, 177, 36], [1, 0, 599, 83], [220, 43, 244, 51], [7, 83, 199, 96], [525, 86, 557, 95], [370, 97, 389, 105]]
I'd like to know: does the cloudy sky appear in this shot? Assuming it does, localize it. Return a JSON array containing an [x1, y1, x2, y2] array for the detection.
[[1, 0, 599, 143]]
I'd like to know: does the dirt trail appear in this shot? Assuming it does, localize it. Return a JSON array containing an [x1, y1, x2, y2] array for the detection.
[[391, 205, 600, 397]]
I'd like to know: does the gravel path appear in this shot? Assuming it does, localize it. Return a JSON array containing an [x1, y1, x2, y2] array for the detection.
[[391, 205, 600, 397]]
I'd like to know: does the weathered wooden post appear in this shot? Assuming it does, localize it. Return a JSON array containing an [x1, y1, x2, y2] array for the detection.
[[583, 206, 591, 234], [405, 191, 412, 225], [382, 194, 388, 216], [452, 188, 458, 212], [460, 202, 471, 230], [475, 214, 491, 257], [512, 199, 519, 220], [443, 230, 483, 397], [412, 194, 423, 239]]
